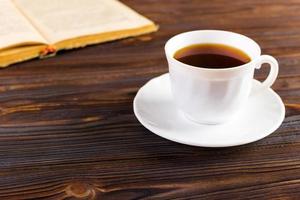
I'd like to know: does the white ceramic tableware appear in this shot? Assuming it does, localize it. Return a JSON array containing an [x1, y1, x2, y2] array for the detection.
[[165, 30, 279, 124], [133, 74, 285, 147]]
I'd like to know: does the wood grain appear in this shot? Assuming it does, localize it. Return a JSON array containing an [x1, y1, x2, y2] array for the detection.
[[0, 0, 299, 199]]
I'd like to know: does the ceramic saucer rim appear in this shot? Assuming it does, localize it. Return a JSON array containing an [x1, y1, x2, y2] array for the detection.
[[133, 73, 285, 147]]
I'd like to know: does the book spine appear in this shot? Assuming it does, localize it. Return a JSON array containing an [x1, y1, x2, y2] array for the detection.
[[39, 45, 57, 58]]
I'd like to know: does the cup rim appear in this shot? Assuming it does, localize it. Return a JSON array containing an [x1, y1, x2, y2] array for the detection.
[[165, 30, 262, 72]]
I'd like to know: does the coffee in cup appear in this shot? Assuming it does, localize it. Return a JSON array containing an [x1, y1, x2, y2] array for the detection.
[[174, 43, 251, 69]]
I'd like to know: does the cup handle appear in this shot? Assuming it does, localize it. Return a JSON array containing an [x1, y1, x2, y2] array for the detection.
[[255, 55, 279, 88]]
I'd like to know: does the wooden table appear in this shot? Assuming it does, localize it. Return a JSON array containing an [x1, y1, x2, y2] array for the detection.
[[1, 0, 299, 199]]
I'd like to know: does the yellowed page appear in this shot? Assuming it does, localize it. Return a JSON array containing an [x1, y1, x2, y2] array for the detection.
[[0, 44, 46, 67], [13, 0, 157, 44], [0, 0, 47, 50]]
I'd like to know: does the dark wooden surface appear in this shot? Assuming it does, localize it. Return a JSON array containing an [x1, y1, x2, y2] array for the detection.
[[1, 0, 300, 199]]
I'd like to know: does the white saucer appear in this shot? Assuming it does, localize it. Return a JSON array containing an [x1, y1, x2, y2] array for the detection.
[[133, 73, 285, 147]]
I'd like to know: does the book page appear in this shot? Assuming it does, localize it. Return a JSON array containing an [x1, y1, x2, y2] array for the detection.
[[0, 0, 47, 50], [13, 0, 156, 44]]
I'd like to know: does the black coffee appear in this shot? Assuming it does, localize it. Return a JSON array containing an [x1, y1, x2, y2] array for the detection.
[[174, 43, 251, 68]]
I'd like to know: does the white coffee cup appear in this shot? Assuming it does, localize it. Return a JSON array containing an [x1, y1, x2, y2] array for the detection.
[[165, 30, 279, 124]]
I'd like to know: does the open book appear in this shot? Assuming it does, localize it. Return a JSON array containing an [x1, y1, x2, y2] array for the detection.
[[0, 0, 158, 67]]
